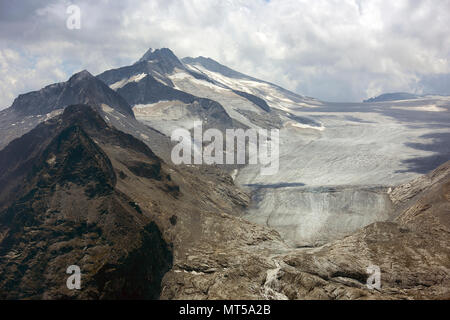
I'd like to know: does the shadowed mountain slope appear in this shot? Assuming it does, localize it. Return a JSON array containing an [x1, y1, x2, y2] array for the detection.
[[0, 104, 265, 299], [0, 105, 176, 299], [10, 70, 133, 117], [98, 48, 284, 132], [0, 70, 173, 163]]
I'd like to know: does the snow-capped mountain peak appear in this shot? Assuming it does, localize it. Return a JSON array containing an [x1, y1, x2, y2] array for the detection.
[[136, 47, 184, 72], [68, 69, 95, 82]]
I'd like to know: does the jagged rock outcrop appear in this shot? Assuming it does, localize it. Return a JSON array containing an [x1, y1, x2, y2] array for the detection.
[[97, 48, 184, 88], [97, 49, 248, 135], [0, 70, 173, 164], [116, 74, 242, 132], [0, 105, 256, 299], [0, 105, 174, 299], [9, 70, 133, 117], [275, 161, 450, 299], [161, 161, 450, 300]]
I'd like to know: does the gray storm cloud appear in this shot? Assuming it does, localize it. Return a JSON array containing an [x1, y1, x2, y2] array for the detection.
[[1, 0, 449, 109]]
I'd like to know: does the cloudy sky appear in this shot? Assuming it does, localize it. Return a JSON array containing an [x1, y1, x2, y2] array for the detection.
[[1, 0, 449, 109]]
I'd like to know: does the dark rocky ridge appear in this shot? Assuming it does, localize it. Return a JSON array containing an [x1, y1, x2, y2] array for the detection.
[[98, 48, 271, 126], [97, 49, 248, 132], [232, 90, 271, 113], [137, 48, 185, 74], [0, 70, 173, 164], [97, 48, 183, 88], [9, 70, 133, 117], [99, 48, 214, 87], [0, 104, 256, 299], [116, 74, 243, 131], [0, 105, 173, 299]]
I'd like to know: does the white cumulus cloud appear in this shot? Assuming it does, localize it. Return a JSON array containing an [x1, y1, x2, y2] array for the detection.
[[1, 0, 449, 108]]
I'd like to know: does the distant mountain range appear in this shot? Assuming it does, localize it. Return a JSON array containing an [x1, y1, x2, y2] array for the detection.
[[363, 92, 421, 103], [96, 48, 319, 135]]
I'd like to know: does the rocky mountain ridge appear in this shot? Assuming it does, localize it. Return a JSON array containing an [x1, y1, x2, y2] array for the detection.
[[0, 105, 173, 299], [0, 47, 448, 300]]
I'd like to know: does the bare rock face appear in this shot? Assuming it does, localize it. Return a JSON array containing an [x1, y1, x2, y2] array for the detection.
[[161, 161, 450, 300], [269, 161, 450, 300], [116, 73, 243, 133], [389, 161, 450, 208], [0, 105, 172, 299], [0, 104, 260, 299], [9, 70, 133, 118]]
